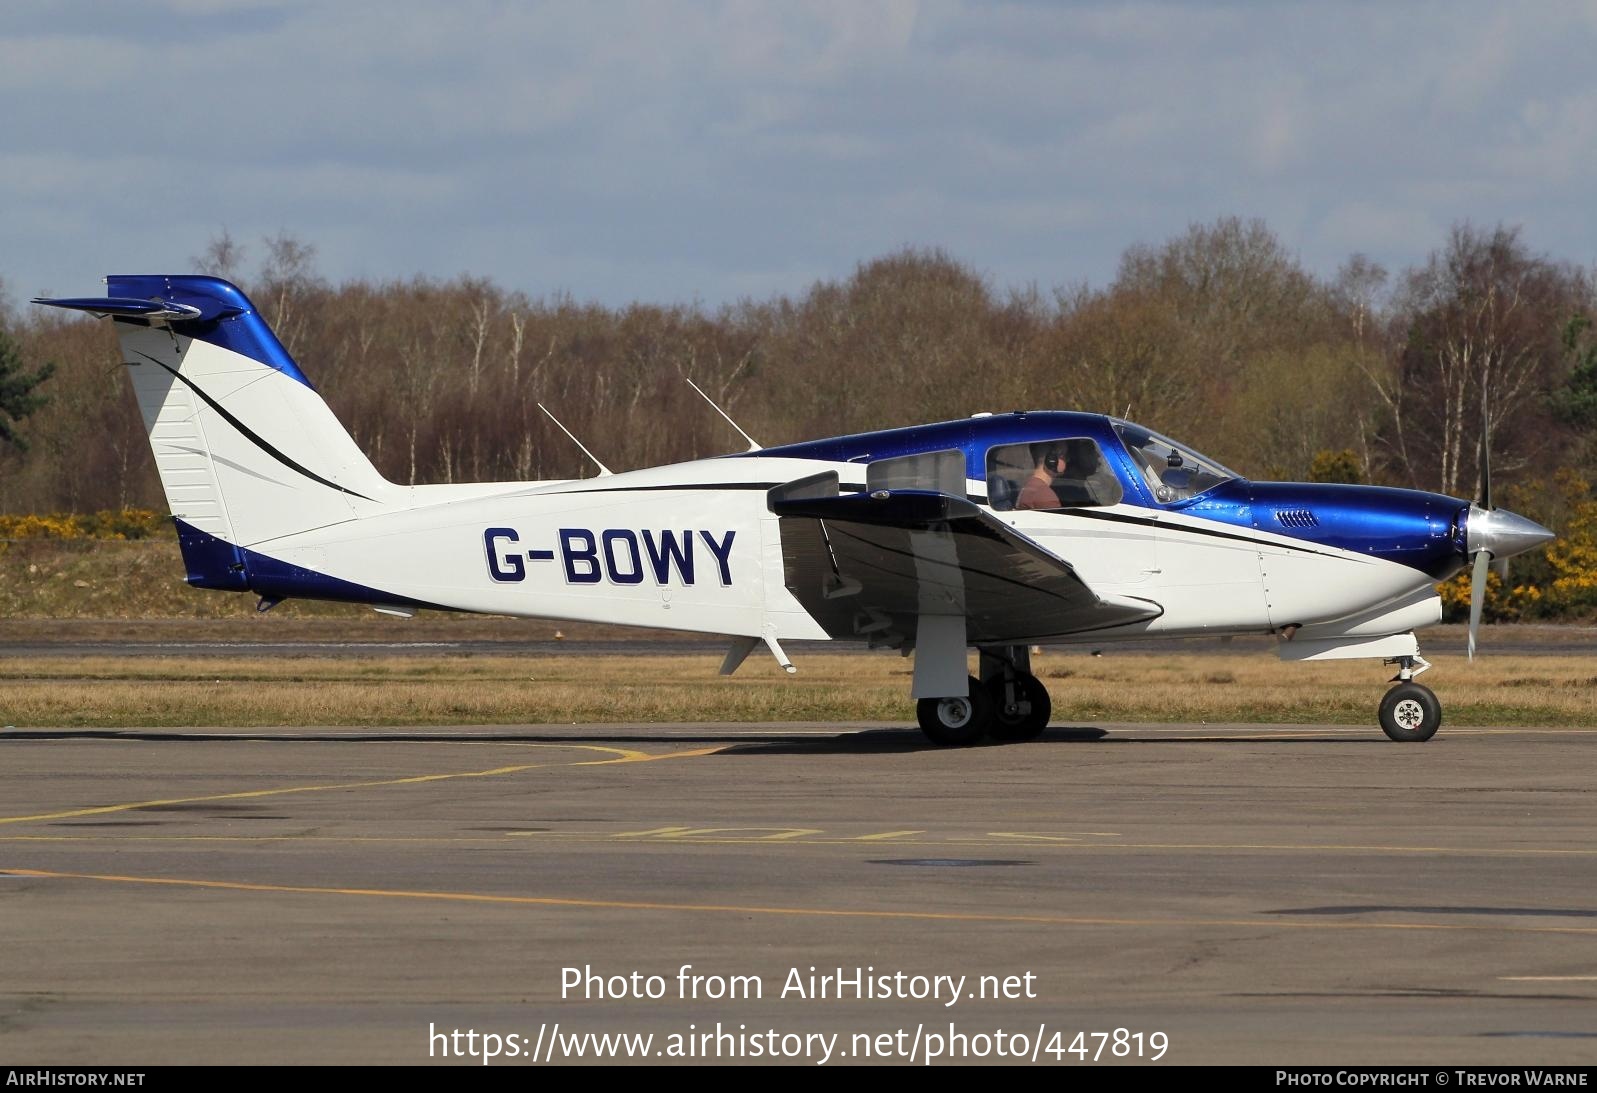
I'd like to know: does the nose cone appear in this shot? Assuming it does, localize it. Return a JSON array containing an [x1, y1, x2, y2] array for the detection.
[[1466, 505, 1556, 559]]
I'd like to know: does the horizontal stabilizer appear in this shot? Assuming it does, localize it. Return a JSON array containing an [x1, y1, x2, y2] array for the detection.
[[31, 296, 221, 322]]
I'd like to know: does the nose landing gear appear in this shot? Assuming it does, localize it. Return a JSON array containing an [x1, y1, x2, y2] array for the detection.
[[1378, 655, 1441, 742]]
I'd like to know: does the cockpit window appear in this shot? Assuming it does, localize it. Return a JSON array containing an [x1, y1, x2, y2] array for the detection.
[[986, 437, 1124, 512], [1112, 420, 1237, 503]]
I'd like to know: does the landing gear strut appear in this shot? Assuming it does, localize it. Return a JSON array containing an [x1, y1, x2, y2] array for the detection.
[[1378, 654, 1442, 742], [913, 646, 1053, 746]]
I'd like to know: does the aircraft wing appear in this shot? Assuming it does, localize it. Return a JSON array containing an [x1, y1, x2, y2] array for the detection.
[[768, 473, 1161, 646]]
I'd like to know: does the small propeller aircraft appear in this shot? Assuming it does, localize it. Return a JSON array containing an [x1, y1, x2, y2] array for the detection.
[[36, 276, 1555, 745]]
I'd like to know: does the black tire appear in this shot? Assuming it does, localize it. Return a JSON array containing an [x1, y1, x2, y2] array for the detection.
[[916, 676, 993, 746], [1378, 682, 1442, 742], [986, 673, 1051, 742]]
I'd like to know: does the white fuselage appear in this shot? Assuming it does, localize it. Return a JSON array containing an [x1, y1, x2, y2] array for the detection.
[[257, 459, 1440, 646], [110, 323, 1438, 649]]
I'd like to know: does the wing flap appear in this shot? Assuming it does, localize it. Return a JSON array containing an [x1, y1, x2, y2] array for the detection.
[[769, 482, 1160, 645]]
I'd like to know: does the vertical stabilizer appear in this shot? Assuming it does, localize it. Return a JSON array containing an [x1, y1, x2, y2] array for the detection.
[[35, 276, 400, 587]]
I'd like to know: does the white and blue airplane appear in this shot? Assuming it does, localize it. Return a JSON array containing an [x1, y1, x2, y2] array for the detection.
[[36, 275, 1555, 745]]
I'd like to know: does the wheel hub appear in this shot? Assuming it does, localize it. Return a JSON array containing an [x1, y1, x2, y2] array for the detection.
[[940, 698, 972, 727], [1393, 698, 1425, 730]]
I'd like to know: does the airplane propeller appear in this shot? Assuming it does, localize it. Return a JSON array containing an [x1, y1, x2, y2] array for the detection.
[[1468, 401, 1492, 662], [1466, 545, 1491, 662], [1464, 397, 1555, 660]]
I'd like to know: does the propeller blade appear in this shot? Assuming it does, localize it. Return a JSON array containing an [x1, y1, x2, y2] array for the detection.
[[1467, 548, 1492, 662], [1479, 393, 1492, 511]]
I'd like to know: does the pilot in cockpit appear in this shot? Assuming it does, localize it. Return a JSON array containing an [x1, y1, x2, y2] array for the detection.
[[1015, 439, 1107, 510], [1016, 442, 1068, 510]]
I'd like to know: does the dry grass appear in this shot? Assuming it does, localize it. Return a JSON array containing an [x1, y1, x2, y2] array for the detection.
[[0, 539, 366, 619], [1, 651, 1593, 729]]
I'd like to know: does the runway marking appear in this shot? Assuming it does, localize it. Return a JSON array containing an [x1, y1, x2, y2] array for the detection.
[[4, 832, 1594, 859], [502, 831, 1597, 857], [852, 830, 924, 841], [0, 744, 674, 826], [607, 826, 827, 841], [990, 831, 1122, 842], [607, 746, 727, 763], [12, 866, 1597, 937], [1499, 976, 1597, 982]]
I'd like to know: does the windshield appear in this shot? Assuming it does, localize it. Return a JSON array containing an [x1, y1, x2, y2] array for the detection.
[[1112, 420, 1239, 503]]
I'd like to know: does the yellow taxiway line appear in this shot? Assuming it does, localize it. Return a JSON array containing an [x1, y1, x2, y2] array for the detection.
[[0, 743, 717, 827], [10, 866, 1597, 937]]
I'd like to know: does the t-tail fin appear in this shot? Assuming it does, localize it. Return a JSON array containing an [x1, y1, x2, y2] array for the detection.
[[34, 276, 399, 589]]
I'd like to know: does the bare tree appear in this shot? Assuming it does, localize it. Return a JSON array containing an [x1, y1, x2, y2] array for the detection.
[[258, 232, 322, 355], [1387, 224, 1581, 496], [192, 228, 249, 283]]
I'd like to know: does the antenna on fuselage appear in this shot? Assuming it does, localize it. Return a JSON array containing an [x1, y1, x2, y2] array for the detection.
[[537, 403, 613, 477], [685, 378, 761, 451]]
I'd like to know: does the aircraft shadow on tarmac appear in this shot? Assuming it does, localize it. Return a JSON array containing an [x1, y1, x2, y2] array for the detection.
[[1269, 903, 1597, 919], [711, 726, 1398, 755], [4, 726, 1392, 754]]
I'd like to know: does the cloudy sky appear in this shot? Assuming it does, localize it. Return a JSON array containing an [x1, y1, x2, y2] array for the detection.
[[3, 1, 1595, 308]]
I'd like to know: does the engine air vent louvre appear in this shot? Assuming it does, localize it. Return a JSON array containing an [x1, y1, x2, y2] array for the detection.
[[1275, 509, 1319, 529]]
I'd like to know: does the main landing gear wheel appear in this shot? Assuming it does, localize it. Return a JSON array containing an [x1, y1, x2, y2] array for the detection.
[[916, 675, 992, 746], [1378, 681, 1442, 743], [986, 672, 1051, 742]]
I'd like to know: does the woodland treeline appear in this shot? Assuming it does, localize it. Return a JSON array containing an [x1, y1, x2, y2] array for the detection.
[[3, 218, 1596, 615]]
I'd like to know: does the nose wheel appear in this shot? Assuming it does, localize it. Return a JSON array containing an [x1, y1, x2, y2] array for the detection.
[[1378, 680, 1442, 742]]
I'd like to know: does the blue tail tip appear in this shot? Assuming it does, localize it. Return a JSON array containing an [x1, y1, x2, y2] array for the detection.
[[40, 275, 313, 389]]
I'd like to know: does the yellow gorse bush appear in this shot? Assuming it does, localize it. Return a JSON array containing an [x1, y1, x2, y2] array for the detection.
[[1547, 500, 1597, 605], [0, 508, 167, 540], [1435, 567, 1540, 622]]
